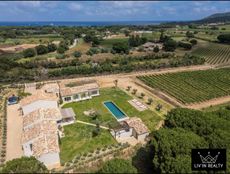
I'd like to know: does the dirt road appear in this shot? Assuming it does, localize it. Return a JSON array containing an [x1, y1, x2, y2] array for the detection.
[[6, 104, 23, 161]]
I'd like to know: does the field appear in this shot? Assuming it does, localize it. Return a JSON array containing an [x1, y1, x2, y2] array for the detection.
[[137, 68, 230, 104], [100, 38, 128, 48], [141, 32, 161, 40], [192, 42, 230, 65]]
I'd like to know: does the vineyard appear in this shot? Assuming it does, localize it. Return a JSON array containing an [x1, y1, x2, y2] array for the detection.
[[192, 43, 230, 65], [137, 68, 230, 104]]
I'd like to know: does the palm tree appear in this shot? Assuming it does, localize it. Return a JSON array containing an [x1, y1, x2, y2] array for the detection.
[[114, 79, 118, 88]]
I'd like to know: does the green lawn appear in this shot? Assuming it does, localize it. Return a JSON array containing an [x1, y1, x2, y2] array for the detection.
[[141, 32, 161, 40], [63, 88, 162, 130], [60, 123, 116, 163]]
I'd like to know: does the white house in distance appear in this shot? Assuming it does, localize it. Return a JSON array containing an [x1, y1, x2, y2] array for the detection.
[[142, 42, 163, 52], [110, 117, 149, 141], [59, 81, 100, 103]]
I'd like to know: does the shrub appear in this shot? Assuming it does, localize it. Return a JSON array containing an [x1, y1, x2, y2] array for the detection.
[[55, 54, 66, 59], [190, 39, 197, 45], [73, 51, 82, 58], [147, 98, 153, 105], [1, 157, 48, 173], [163, 39, 177, 52], [57, 46, 66, 54], [98, 159, 137, 173], [35, 45, 48, 55], [112, 42, 129, 54], [217, 34, 230, 44], [178, 41, 192, 50], [23, 48, 36, 58], [154, 46, 160, 53], [47, 43, 57, 52]]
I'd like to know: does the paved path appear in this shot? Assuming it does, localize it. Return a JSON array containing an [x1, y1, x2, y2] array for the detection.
[[76, 120, 109, 130], [6, 104, 23, 161]]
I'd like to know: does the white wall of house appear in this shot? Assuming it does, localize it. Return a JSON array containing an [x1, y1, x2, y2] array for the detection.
[[111, 128, 133, 138], [38, 152, 60, 169], [62, 89, 100, 103], [22, 100, 58, 115], [22, 142, 33, 156], [137, 132, 149, 141]]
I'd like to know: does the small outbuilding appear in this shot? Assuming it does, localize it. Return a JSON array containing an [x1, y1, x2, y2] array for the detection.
[[59, 108, 76, 125], [110, 117, 149, 142], [125, 117, 149, 141]]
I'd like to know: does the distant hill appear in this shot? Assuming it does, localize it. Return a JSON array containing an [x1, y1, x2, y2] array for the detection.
[[196, 12, 230, 24], [165, 12, 230, 25]]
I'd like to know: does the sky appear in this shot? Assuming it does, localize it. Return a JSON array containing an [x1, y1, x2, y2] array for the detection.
[[0, 1, 229, 22]]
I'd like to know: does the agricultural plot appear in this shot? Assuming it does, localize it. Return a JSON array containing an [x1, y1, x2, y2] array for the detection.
[[192, 43, 230, 65], [137, 68, 230, 104], [100, 38, 128, 48]]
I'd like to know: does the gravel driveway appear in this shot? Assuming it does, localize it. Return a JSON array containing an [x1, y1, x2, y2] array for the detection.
[[6, 104, 23, 161]]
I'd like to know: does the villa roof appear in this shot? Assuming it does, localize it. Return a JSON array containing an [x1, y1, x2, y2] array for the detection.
[[23, 108, 62, 128], [21, 107, 60, 158], [22, 120, 58, 143], [32, 133, 59, 158], [20, 90, 58, 106], [125, 117, 149, 135], [60, 82, 99, 97]]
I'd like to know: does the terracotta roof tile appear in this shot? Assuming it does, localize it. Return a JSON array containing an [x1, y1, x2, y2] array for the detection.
[[20, 90, 58, 106], [125, 117, 149, 135]]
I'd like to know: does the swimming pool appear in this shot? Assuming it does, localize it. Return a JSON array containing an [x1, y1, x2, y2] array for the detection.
[[104, 101, 128, 121]]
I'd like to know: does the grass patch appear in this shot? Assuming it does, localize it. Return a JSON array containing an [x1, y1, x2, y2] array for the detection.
[[202, 102, 230, 112], [60, 123, 116, 163], [100, 38, 128, 48], [141, 32, 161, 40]]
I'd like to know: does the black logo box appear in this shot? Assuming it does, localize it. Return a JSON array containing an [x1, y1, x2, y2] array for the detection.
[[191, 149, 226, 171]]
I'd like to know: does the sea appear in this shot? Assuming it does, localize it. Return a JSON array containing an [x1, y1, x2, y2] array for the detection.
[[0, 21, 169, 27]]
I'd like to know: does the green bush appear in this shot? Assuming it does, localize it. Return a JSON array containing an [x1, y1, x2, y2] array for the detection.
[[56, 54, 66, 59], [98, 159, 137, 173], [73, 51, 82, 58], [35, 45, 48, 55], [1, 157, 48, 173], [23, 48, 36, 58]]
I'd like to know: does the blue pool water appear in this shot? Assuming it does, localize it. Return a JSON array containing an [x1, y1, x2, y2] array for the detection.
[[104, 101, 127, 120]]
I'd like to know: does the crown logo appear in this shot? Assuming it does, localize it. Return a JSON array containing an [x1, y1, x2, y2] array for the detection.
[[198, 152, 220, 163]]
